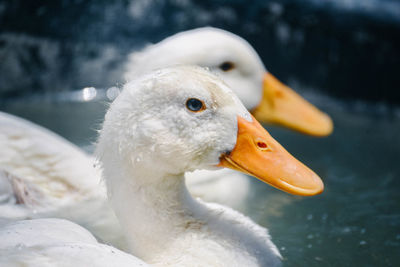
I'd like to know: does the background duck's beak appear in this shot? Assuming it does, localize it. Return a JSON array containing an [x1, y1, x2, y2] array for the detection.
[[251, 73, 333, 137], [218, 115, 324, 196]]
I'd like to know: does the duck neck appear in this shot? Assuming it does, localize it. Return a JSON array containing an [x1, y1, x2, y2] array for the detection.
[[106, 162, 199, 260]]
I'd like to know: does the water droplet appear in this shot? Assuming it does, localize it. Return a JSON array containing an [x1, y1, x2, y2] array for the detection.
[[321, 213, 328, 221], [314, 256, 323, 261], [307, 234, 314, 239], [343, 227, 351, 233], [307, 244, 312, 248], [360, 228, 366, 234], [307, 214, 313, 220], [359, 240, 367, 245], [280, 246, 286, 251], [135, 157, 141, 162], [396, 234, 400, 240]]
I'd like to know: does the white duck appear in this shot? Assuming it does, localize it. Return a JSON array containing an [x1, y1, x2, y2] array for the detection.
[[124, 27, 333, 136], [0, 28, 330, 248], [124, 27, 332, 204], [0, 66, 323, 266]]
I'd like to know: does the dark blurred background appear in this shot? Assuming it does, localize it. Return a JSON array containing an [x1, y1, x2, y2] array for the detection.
[[1, 1, 400, 266], [1, 0, 399, 105]]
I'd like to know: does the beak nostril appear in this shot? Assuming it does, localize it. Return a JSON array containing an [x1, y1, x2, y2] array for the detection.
[[257, 142, 267, 148], [255, 139, 270, 151]]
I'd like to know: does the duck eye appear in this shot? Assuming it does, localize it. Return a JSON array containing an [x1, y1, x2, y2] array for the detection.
[[219, 61, 235, 72], [186, 98, 205, 112]]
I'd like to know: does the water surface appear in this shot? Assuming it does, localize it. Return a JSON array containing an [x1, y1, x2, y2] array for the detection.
[[1, 90, 399, 266]]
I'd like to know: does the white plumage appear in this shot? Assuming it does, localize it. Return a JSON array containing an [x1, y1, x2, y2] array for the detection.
[[97, 66, 282, 266], [0, 28, 271, 248], [0, 112, 125, 248], [0, 219, 148, 267], [1, 66, 283, 266], [0, 28, 328, 261]]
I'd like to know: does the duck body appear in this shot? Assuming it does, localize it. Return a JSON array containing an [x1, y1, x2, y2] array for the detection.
[[0, 218, 147, 267], [0, 111, 125, 248]]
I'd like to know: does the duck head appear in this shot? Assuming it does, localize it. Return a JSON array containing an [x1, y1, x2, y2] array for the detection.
[[124, 27, 333, 136], [99, 66, 323, 196]]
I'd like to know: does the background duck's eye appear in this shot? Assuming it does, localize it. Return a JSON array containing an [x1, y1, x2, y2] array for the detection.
[[186, 98, 205, 112], [219, 61, 235, 72]]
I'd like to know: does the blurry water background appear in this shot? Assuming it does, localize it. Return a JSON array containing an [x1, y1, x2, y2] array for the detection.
[[1, 0, 399, 266]]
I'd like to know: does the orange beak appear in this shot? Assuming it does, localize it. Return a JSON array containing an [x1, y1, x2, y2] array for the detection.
[[218, 115, 324, 196], [251, 73, 333, 137]]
